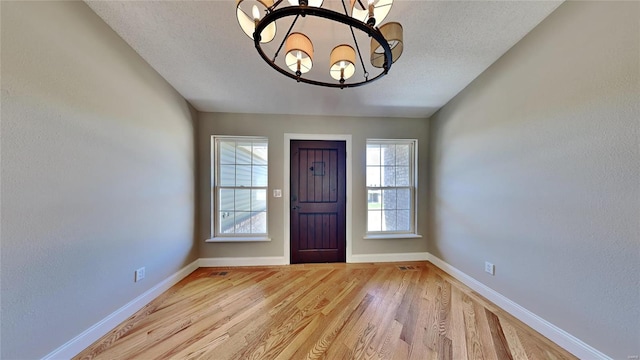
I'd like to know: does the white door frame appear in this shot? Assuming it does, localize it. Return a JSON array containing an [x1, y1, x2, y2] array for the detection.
[[284, 133, 353, 264]]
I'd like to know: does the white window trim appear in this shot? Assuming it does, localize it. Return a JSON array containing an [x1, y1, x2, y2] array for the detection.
[[207, 135, 271, 243], [365, 139, 420, 237], [363, 233, 423, 240], [207, 236, 271, 242]]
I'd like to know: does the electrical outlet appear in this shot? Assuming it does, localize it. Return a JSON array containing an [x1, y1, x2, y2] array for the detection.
[[135, 267, 145, 282], [484, 262, 495, 275], [273, 189, 282, 198]]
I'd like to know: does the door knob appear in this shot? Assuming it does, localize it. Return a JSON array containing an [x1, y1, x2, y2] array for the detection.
[[292, 205, 301, 210]]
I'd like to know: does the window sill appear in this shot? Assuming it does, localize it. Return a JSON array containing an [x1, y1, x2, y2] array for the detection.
[[363, 233, 423, 240], [206, 236, 271, 243]]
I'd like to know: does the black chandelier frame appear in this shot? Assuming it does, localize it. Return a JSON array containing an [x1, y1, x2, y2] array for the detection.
[[253, 0, 394, 88]]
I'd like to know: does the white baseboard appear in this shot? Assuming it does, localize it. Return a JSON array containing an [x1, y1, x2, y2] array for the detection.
[[425, 253, 610, 360], [198, 256, 287, 267], [42, 259, 199, 360], [349, 252, 429, 263]]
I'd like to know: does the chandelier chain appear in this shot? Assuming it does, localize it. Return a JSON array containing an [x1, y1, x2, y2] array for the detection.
[[269, 0, 285, 11], [271, 14, 300, 63], [341, 0, 369, 80]]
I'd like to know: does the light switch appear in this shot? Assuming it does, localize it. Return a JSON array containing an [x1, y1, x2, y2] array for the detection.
[[273, 189, 282, 198]]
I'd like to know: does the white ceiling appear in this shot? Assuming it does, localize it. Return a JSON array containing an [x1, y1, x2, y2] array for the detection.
[[85, 0, 562, 119]]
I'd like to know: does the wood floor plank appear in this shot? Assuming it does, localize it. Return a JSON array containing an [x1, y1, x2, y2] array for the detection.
[[423, 274, 443, 351], [396, 268, 427, 344], [437, 275, 452, 338], [294, 286, 373, 359], [75, 262, 577, 360], [407, 297, 430, 360], [392, 340, 410, 360], [377, 320, 403, 360], [447, 286, 469, 360], [474, 300, 499, 360], [485, 309, 514, 360], [462, 293, 485, 359], [501, 319, 530, 360], [367, 271, 414, 356], [438, 335, 453, 360]]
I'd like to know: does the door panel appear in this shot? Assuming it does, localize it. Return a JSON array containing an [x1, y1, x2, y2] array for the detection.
[[291, 140, 346, 263]]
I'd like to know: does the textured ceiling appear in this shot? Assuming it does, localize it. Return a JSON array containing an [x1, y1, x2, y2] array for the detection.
[[85, 0, 562, 119]]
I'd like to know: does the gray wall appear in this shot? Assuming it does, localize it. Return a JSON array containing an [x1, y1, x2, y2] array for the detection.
[[429, 1, 639, 358], [198, 113, 429, 259], [1, 1, 198, 359]]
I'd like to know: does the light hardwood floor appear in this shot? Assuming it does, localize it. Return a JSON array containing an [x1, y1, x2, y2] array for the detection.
[[75, 262, 576, 360]]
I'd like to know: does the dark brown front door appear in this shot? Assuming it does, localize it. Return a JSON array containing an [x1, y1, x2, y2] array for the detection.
[[290, 140, 346, 263]]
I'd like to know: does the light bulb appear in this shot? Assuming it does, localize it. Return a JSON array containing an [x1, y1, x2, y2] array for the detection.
[[252, 5, 260, 20], [340, 60, 346, 69], [297, 51, 302, 60], [368, 0, 375, 4]]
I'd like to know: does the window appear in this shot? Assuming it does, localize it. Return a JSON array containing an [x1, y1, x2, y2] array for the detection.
[[210, 136, 268, 241], [366, 139, 418, 236]]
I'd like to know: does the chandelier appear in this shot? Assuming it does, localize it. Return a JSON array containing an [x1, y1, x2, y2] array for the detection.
[[235, 0, 404, 88]]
